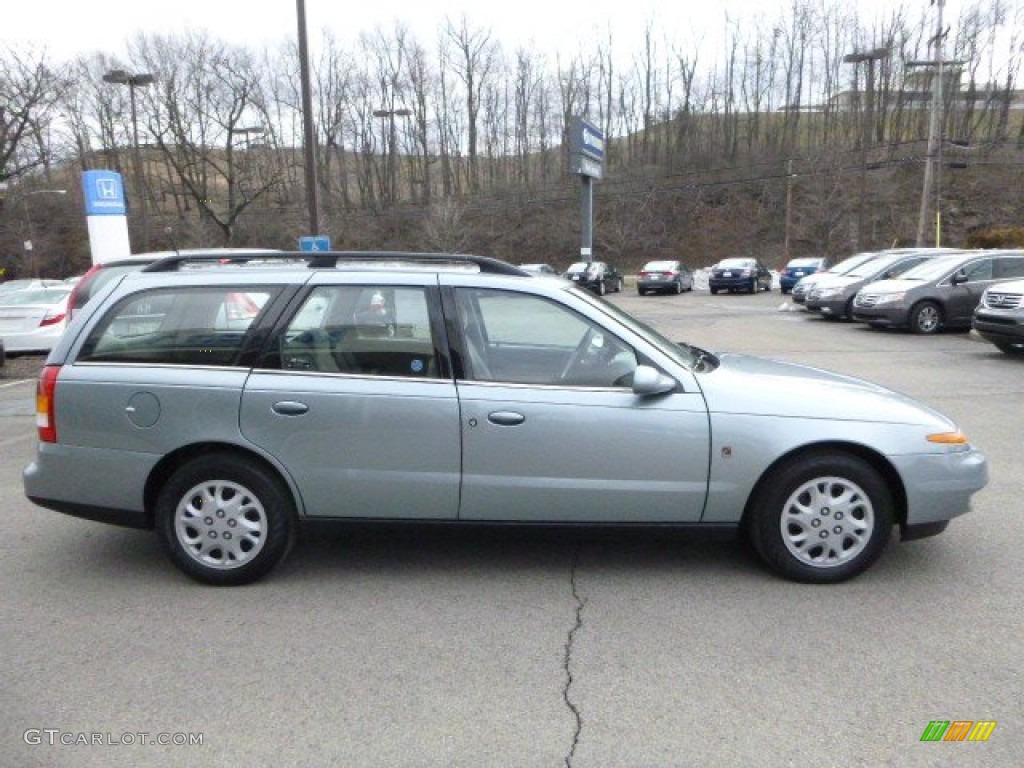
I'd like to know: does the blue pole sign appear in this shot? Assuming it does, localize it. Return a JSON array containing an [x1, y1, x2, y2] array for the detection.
[[82, 170, 127, 216], [298, 235, 331, 251]]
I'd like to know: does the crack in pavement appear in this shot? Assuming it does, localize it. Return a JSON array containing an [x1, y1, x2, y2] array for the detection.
[[563, 545, 586, 768]]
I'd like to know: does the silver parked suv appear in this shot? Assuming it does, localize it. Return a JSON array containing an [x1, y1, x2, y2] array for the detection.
[[24, 251, 987, 585]]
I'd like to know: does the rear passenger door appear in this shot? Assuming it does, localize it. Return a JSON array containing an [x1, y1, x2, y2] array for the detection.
[[240, 276, 461, 519]]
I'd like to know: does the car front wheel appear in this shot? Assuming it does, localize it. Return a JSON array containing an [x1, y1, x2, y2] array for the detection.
[[910, 301, 942, 334], [747, 453, 894, 583], [156, 454, 296, 585]]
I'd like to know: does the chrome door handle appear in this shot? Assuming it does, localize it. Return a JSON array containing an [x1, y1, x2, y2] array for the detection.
[[487, 411, 525, 426], [272, 401, 309, 416]]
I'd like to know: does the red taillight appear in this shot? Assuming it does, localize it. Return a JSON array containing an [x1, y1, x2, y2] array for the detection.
[[664, 272, 677, 279], [36, 365, 60, 443], [40, 311, 66, 327], [66, 263, 102, 321]]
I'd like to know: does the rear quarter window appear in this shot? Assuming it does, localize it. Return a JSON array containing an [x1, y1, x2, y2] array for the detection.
[[77, 286, 279, 366]]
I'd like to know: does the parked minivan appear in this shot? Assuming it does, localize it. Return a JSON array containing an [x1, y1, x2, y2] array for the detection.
[[806, 249, 962, 321], [852, 250, 1024, 334]]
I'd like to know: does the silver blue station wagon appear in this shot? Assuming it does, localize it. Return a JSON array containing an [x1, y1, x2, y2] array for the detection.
[[24, 252, 988, 585]]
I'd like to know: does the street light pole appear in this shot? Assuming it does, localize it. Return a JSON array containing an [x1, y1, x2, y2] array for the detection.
[[21, 189, 67, 277], [296, 0, 320, 236], [103, 69, 155, 251], [373, 108, 412, 205]]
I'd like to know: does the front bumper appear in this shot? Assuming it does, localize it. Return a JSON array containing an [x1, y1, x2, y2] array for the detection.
[[810, 296, 851, 317], [851, 304, 911, 327], [890, 446, 988, 528], [972, 312, 1024, 346]]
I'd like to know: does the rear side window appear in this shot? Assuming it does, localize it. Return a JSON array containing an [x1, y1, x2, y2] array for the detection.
[[995, 256, 1024, 279], [262, 285, 440, 378], [78, 286, 277, 366]]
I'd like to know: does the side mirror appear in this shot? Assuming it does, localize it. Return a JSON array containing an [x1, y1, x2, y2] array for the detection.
[[632, 365, 677, 396], [951, 270, 968, 286]]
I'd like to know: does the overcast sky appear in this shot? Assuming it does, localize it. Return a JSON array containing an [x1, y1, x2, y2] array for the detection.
[[1, 0, 989, 66]]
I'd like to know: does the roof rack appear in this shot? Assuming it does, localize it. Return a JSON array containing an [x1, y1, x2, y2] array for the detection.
[[143, 250, 529, 276]]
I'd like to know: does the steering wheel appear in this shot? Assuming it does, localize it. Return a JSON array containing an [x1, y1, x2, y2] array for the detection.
[[559, 328, 600, 381]]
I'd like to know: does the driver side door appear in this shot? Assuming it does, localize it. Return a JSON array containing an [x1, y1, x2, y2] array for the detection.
[[449, 287, 710, 523]]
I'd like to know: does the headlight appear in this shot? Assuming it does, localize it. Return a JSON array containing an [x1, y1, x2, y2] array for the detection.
[[873, 292, 906, 306], [816, 287, 843, 299]]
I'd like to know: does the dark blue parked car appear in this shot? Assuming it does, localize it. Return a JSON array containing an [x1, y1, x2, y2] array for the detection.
[[709, 258, 772, 294], [779, 257, 830, 294]]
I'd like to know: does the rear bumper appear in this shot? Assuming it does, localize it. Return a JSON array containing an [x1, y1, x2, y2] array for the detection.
[[709, 277, 754, 291], [638, 279, 677, 292], [23, 442, 155, 529]]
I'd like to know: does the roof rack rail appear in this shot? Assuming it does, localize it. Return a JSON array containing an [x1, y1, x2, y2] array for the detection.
[[143, 250, 529, 276]]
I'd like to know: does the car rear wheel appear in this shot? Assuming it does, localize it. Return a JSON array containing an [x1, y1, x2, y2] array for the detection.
[[910, 301, 942, 334], [747, 453, 894, 583], [674, 280, 682, 295], [598, 280, 607, 296], [994, 341, 1024, 355], [156, 454, 296, 585], [710, 287, 718, 295]]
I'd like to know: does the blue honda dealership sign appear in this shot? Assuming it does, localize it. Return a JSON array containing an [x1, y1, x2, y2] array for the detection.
[[298, 235, 331, 251], [82, 170, 127, 216]]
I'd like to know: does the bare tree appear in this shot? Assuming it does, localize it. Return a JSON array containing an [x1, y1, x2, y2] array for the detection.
[[445, 17, 500, 193], [0, 48, 68, 183]]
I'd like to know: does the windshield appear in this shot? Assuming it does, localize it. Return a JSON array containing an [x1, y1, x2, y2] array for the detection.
[[717, 258, 754, 269], [572, 288, 700, 369], [829, 252, 878, 275], [896, 256, 975, 281], [566, 262, 590, 273], [846, 254, 904, 278], [642, 261, 678, 271], [786, 258, 821, 269]]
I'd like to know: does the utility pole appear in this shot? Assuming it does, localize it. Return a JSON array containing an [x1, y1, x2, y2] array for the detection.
[[784, 159, 794, 261], [843, 46, 890, 250], [915, 0, 946, 246]]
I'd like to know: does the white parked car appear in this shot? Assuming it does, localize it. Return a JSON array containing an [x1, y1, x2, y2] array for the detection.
[[0, 286, 72, 355]]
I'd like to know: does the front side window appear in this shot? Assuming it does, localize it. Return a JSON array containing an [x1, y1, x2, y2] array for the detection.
[[454, 288, 637, 387], [962, 259, 993, 282], [267, 285, 439, 378], [79, 286, 276, 366]]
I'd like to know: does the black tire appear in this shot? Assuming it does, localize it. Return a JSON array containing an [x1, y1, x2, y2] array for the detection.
[[616, 277, 624, 293], [598, 280, 607, 296], [910, 301, 943, 335], [710, 287, 718, 295], [674, 280, 682, 295], [156, 454, 297, 585], [749, 280, 757, 294], [781, 287, 790, 295], [746, 453, 894, 583], [994, 341, 1024, 355], [637, 288, 646, 296], [842, 297, 856, 321]]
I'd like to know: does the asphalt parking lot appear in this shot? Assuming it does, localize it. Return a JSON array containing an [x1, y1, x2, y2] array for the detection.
[[1, 289, 1021, 767]]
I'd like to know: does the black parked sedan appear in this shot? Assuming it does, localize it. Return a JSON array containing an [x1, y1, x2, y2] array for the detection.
[[565, 261, 624, 296], [709, 258, 772, 294]]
